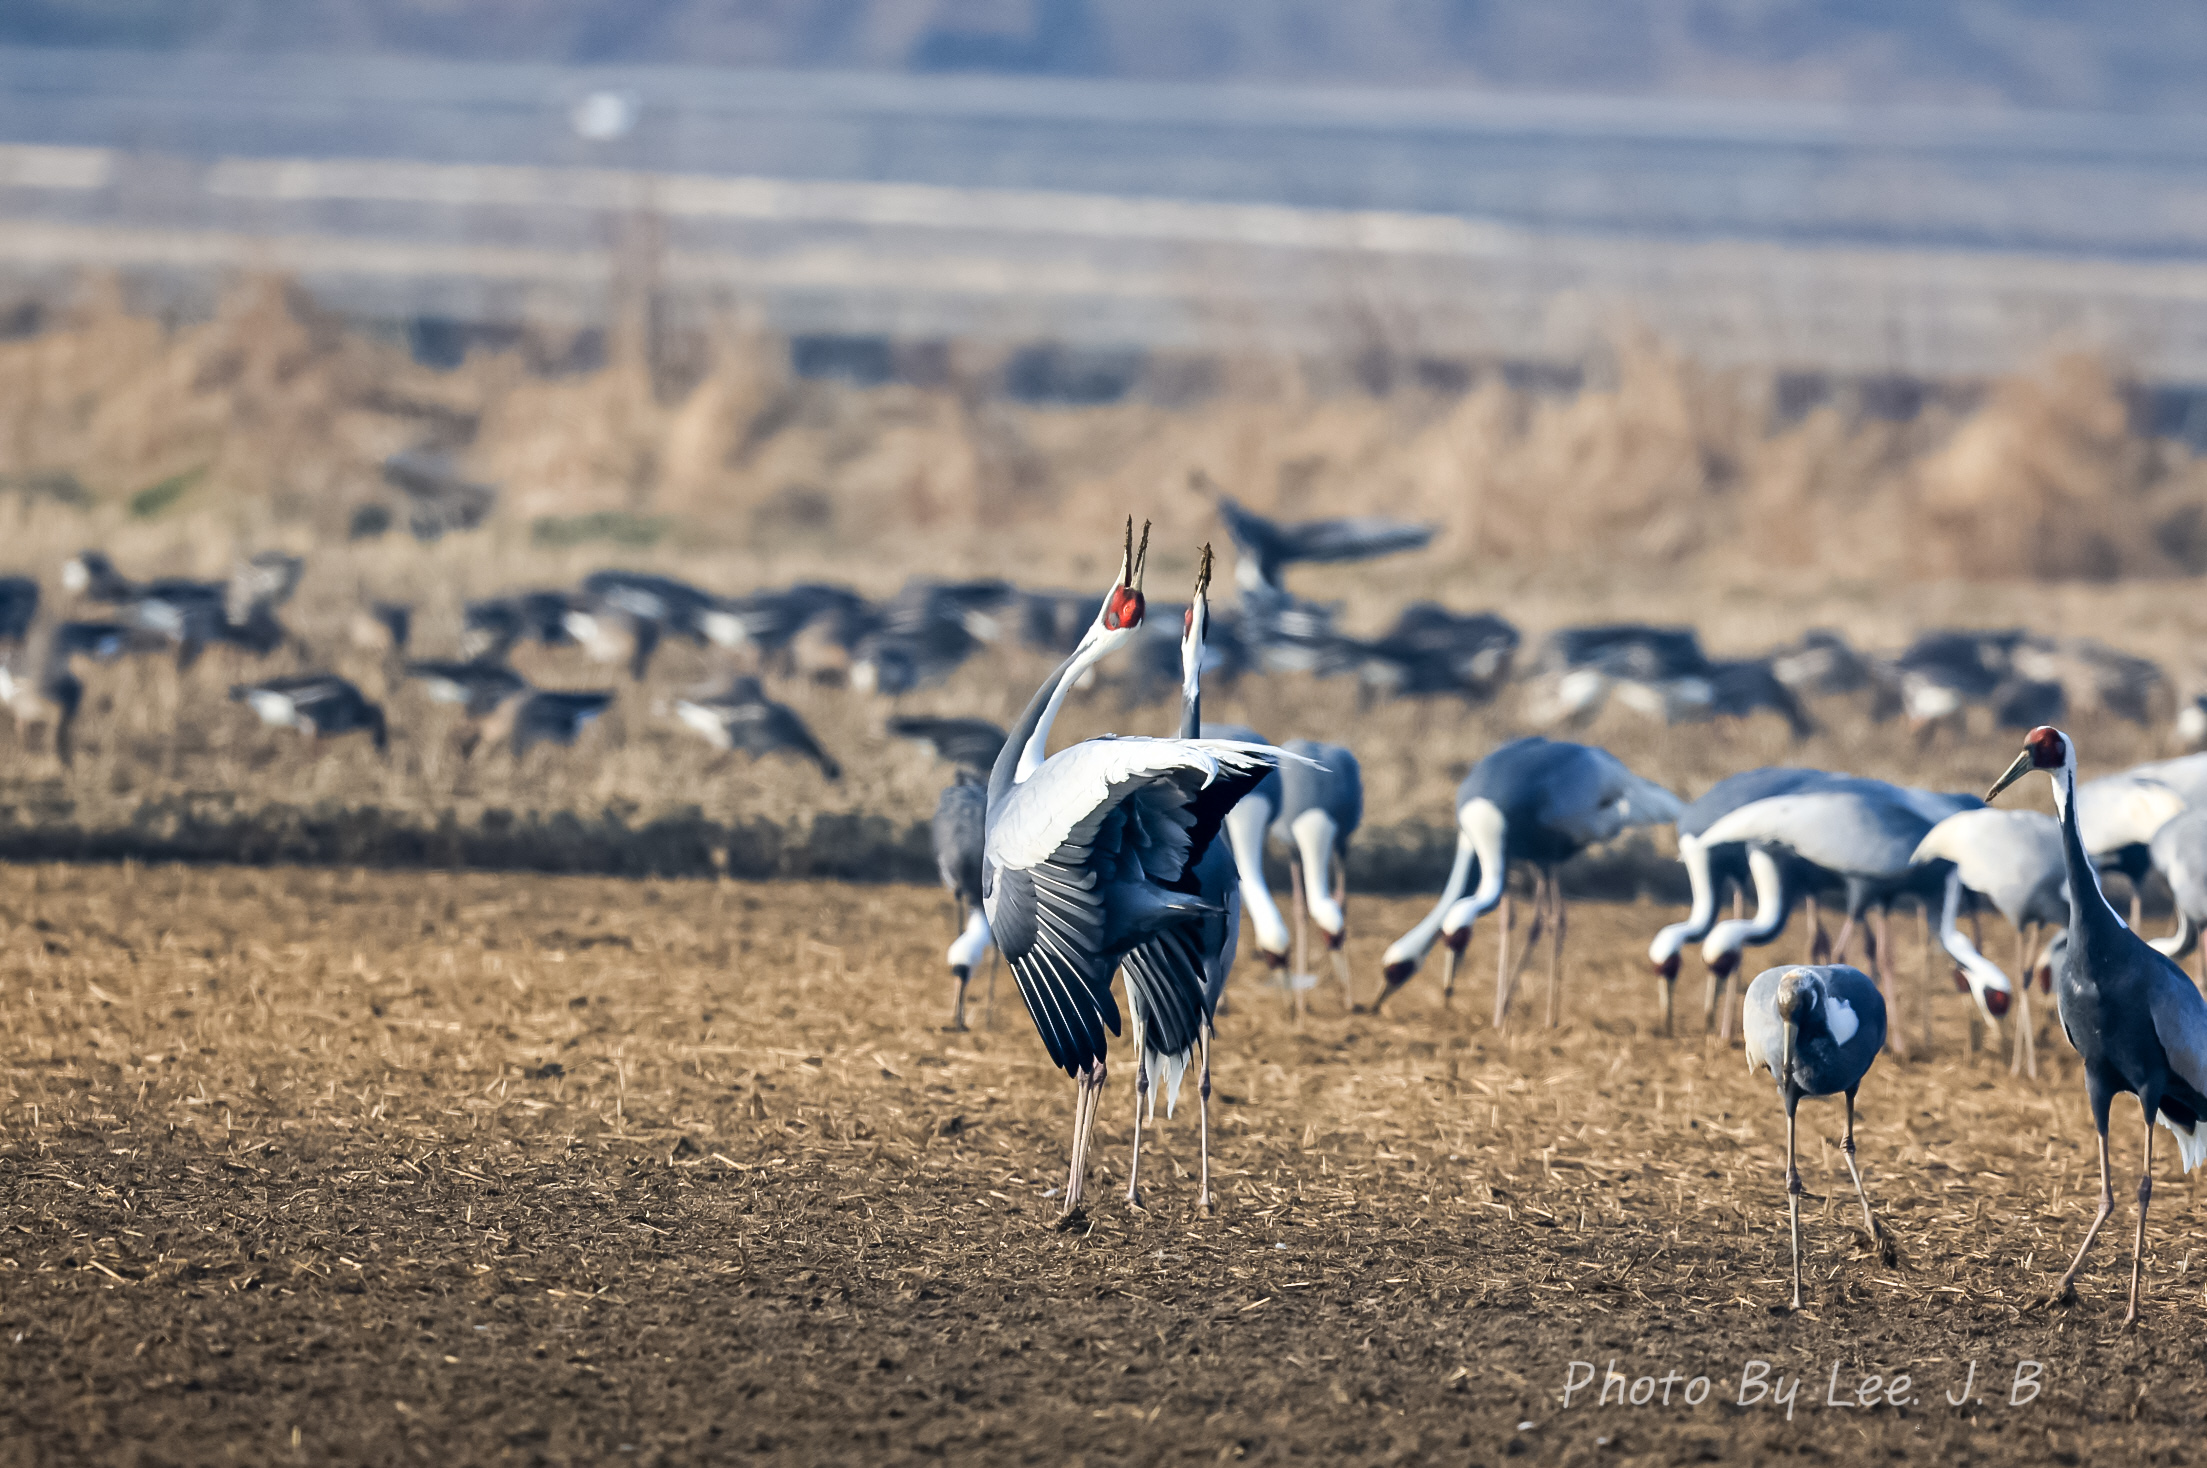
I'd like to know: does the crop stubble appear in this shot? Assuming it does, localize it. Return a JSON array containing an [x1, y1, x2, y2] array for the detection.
[[0, 864, 2201, 1465]]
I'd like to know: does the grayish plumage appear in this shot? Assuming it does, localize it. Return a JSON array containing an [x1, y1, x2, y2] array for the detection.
[[1742, 963, 1889, 1309], [932, 775, 993, 1030], [1272, 737, 1363, 1004], [1988, 725, 2207, 1324]]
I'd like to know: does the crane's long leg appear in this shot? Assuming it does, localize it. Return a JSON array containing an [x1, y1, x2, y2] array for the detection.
[[2050, 1124, 2116, 1304], [1498, 877, 1547, 1030], [1331, 864, 1354, 1007], [1831, 913, 1856, 967], [1868, 908, 1909, 1060], [1196, 1027, 1215, 1215], [1289, 857, 1309, 1019], [1479, 891, 1511, 1014], [2012, 923, 2037, 1080], [2126, 1100, 2157, 1327], [1842, 1088, 1878, 1244], [1704, 967, 1724, 1034], [1806, 895, 1830, 965], [1785, 1093, 1804, 1311], [1061, 1060, 1108, 1219], [951, 970, 970, 1031], [1918, 901, 1934, 1056], [985, 947, 999, 1031], [1545, 872, 1568, 1029], [1126, 1014, 1149, 1210]]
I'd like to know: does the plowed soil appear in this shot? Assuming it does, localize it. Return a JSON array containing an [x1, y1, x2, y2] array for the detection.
[[2, 865, 2201, 1466]]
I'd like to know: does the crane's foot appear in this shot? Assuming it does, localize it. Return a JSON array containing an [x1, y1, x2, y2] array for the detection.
[[1053, 1205, 1090, 1231], [1125, 1185, 1146, 1212]]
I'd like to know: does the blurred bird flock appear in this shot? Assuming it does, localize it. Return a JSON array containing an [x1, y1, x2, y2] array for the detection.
[[3, 272, 2206, 869]]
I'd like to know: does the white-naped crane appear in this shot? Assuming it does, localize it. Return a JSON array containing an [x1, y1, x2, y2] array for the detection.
[[931, 772, 992, 1030], [1199, 722, 1294, 983], [673, 676, 841, 780], [1650, 768, 1843, 1036], [1911, 806, 2066, 1076], [1120, 546, 1256, 1211], [1374, 737, 1682, 1027], [2147, 808, 2207, 979], [1696, 779, 1978, 1059], [1273, 739, 1364, 1006], [1742, 964, 1889, 1310], [982, 523, 1280, 1218], [1987, 726, 2207, 1324]]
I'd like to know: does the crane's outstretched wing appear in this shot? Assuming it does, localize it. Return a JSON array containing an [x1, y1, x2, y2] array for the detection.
[[987, 737, 1277, 1076]]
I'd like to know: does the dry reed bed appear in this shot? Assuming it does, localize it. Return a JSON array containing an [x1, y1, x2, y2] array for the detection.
[[2, 278, 2206, 864], [0, 866, 2200, 1463]]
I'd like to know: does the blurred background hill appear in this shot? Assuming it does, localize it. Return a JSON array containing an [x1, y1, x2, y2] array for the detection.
[[7, 1, 2207, 114]]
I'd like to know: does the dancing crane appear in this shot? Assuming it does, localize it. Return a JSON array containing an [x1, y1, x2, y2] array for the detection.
[[1375, 737, 1681, 1027], [982, 523, 1278, 1217], [1121, 547, 1248, 1211], [1743, 964, 1888, 1310], [1987, 726, 2207, 1323]]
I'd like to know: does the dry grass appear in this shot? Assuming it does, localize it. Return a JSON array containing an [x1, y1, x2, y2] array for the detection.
[[1, 866, 2201, 1464], [3, 278, 2207, 855]]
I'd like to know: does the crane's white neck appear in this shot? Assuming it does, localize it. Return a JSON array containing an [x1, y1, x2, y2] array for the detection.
[[1700, 845, 1790, 965], [1013, 629, 1121, 784], [1223, 796, 1290, 957], [1382, 819, 1482, 968], [1650, 833, 1715, 964], [1290, 808, 1345, 937], [1439, 800, 1509, 938]]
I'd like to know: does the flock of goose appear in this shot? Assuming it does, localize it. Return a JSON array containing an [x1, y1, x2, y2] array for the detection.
[[946, 517, 2207, 1325]]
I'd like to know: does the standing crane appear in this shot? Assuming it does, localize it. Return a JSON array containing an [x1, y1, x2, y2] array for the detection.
[[1986, 726, 2207, 1323], [982, 522, 1279, 1217], [1742, 964, 1889, 1310], [1121, 547, 1250, 1211], [1374, 737, 1681, 1026]]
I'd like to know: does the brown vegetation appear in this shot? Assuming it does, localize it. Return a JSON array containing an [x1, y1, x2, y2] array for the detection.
[[1, 279, 2206, 862]]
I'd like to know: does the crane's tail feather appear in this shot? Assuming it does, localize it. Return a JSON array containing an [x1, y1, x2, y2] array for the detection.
[[2159, 1113, 2207, 1174], [1151, 1046, 1192, 1120]]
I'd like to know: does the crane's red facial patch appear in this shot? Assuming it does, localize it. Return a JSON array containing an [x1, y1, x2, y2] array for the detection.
[[1951, 966, 1970, 994], [2026, 725, 2066, 769], [1984, 987, 2011, 1018], [1182, 606, 1195, 636], [1103, 586, 1145, 631]]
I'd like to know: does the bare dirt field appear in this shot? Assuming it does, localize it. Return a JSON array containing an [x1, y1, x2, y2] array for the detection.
[[2, 864, 2202, 1466]]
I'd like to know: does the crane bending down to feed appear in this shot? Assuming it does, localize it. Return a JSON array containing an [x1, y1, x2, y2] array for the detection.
[[1696, 780, 1978, 1059], [1743, 964, 1889, 1310], [981, 522, 1279, 1218], [1120, 546, 1250, 1211], [1202, 723, 1294, 981], [1650, 768, 1841, 1036], [1374, 737, 1681, 1027], [1987, 726, 2207, 1324], [1274, 739, 1364, 1005], [1910, 807, 2065, 1077]]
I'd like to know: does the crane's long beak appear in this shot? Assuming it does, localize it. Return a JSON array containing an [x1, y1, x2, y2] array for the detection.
[[1779, 1019, 1795, 1087], [1985, 748, 2034, 803]]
